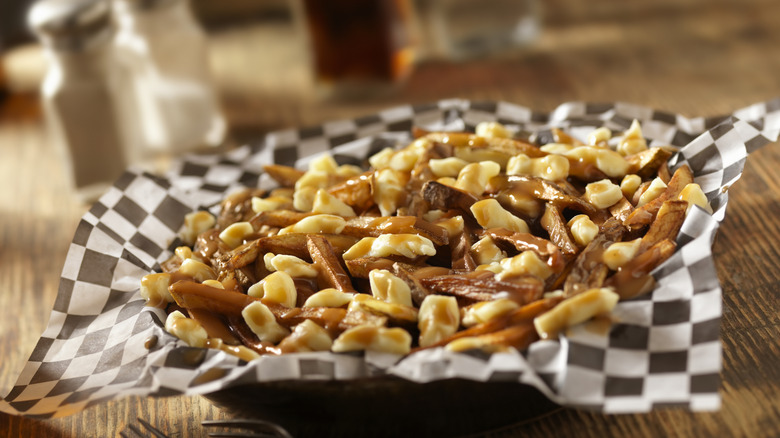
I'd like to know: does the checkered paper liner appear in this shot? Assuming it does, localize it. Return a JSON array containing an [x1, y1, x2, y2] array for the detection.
[[2, 99, 778, 419]]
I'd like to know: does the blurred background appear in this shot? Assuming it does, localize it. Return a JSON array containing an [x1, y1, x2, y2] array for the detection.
[[3, 0, 778, 142]]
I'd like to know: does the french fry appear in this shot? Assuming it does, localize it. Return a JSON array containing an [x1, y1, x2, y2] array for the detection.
[[420, 271, 544, 305], [540, 203, 579, 255], [609, 197, 634, 223], [605, 239, 676, 299], [563, 217, 626, 296], [263, 164, 305, 188], [421, 180, 480, 213], [255, 233, 359, 261], [249, 209, 311, 230], [327, 171, 375, 213], [623, 164, 694, 229], [307, 234, 355, 292], [637, 200, 687, 253], [626, 147, 674, 179], [345, 257, 396, 278]]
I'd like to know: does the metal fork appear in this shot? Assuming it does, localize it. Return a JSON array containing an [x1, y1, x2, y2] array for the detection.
[[119, 417, 294, 438]]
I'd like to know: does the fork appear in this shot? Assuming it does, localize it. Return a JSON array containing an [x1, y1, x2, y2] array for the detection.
[[119, 417, 294, 438]]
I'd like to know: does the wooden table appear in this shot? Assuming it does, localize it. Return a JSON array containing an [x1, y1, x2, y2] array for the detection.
[[1, 0, 778, 436]]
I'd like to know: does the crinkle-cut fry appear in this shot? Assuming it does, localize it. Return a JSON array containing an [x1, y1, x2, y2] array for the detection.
[[249, 209, 311, 230], [341, 215, 449, 246], [307, 234, 355, 293], [344, 257, 396, 279], [609, 196, 635, 223], [563, 217, 626, 297], [263, 164, 305, 188], [255, 233, 359, 261], [445, 322, 539, 353], [327, 171, 375, 214], [421, 180, 480, 213], [420, 270, 544, 305], [187, 308, 242, 345], [424, 132, 547, 158], [541, 203, 579, 255], [487, 175, 605, 220], [605, 239, 676, 299], [637, 200, 687, 254], [623, 164, 694, 229], [626, 147, 674, 179]]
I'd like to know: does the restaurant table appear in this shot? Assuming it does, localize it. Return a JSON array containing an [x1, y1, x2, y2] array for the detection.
[[1, 0, 778, 436]]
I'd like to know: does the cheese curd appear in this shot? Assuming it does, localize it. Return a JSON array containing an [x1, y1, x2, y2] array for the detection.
[[637, 177, 667, 206], [418, 295, 460, 347], [461, 299, 519, 327], [617, 119, 648, 156], [342, 234, 437, 260], [242, 301, 290, 343], [264, 253, 319, 278], [568, 214, 599, 247], [303, 288, 355, 308], [584, 179, 623, 209], [534, 288, 619, 340], [455, 161, 501, 196], [140, 273, 173, 308], [247, 271, 297, 308], [603, 238, 642, 270], [311, 189, 357, 217], [495, 251, 553, 280], [165, 311, 208, 348], [181, 211, 216, 245], [278, 214, 346, 235], [218, 221, 254, 249], [332, 325, 412, 355], [471, 198, 530, 233], [369, 269, 413, 307], [678, 183, 713, 213]]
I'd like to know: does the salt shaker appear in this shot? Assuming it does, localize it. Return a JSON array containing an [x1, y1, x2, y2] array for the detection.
[[29, 0, 132, 203], [112, 0, 226, 157]]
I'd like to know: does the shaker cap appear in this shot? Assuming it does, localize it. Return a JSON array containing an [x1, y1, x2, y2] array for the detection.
[[28, 0, 112, 49]]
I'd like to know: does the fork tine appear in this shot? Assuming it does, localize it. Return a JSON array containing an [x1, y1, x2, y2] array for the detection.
[[136, 418, 170, 438], [125, 422, 148, 437], [202, 419, 293, 438]]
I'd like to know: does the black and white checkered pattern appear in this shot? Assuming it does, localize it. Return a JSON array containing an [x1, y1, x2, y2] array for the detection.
[[1, 99, 778, 418]]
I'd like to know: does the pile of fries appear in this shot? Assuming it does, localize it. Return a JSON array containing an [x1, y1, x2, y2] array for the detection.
[[140, 121, 712, 361]]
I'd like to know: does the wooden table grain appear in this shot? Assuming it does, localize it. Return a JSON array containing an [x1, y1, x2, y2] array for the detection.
[[1, 0, 778, 436]]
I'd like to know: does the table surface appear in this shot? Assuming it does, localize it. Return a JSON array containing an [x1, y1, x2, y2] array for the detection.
[[1, 0, 779, 436]]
